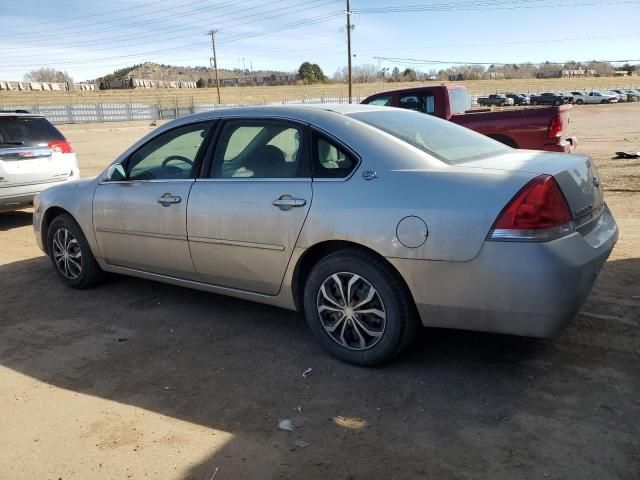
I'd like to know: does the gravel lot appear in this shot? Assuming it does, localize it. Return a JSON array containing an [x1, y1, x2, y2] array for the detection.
[[1, 104, 638, 480]]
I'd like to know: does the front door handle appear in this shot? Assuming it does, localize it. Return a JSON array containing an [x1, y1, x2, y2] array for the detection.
[[157, 192, 182, 207], [272, 194, 307, 210]]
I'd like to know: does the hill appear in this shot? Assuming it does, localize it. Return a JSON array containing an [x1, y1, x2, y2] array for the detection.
[[94, 62, 293, 83]]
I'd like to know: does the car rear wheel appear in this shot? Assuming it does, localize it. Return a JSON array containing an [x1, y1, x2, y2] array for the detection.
[[576, 99, 583, 105], [303, 249, 418, 366], [47, 214, 104, 289], [532, 100, 539, 105], [554, 99, 562, 106]]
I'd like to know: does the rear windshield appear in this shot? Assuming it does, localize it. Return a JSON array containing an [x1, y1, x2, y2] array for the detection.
[[348, 109, 509, 165], [0, 117, 64, 148]]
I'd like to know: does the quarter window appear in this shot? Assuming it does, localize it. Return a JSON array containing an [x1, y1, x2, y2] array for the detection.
[[125, 122, 211, 180], [211, 121, 308, 179], [313, 134, 357, 178]]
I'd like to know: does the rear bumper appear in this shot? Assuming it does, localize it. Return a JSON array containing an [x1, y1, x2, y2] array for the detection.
[[542, 136, 577, 153], [0, 174, 78, 211], [390, 204, 618, 338]]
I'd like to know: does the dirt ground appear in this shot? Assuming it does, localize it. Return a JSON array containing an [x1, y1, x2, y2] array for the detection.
[[1, 104, 639, 480]]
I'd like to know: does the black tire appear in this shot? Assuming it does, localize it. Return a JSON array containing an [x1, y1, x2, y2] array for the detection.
[[532, 100, 539, 105], [576, 99, 583, 105], [554, 99, 562, 106], [303, 249, 418, 366], [47, 213, 104, 289]]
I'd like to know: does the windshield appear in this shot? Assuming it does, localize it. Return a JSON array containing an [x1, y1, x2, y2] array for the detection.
[[348, 109, 509, 165]]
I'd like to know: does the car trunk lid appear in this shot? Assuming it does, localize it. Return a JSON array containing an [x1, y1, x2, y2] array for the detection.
[[459, 150, 604, 224]]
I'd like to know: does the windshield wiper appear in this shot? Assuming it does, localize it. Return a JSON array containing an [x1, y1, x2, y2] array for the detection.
[[0, 141, 25, 146]]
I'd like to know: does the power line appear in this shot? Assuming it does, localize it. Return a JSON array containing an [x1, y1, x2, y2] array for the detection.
[[353, 0, 640, 13], [374, 56, 640, 66], [1, 0, 341, 55], [0, 12, 344, 68]]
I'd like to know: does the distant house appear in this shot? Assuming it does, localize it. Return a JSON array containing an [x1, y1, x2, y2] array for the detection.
[[614, 70, 629, 76], [561, 69, 596, 78]]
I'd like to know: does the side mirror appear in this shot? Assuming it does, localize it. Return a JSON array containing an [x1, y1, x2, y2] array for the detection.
[[105, 163, 126, 181]]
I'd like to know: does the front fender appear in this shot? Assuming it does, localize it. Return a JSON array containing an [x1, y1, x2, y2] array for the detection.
[[34, 177, 100, 257]]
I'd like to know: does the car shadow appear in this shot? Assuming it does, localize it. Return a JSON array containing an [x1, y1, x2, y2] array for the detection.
[[0, 210, 32, 231], [1, 255, 638, 479]]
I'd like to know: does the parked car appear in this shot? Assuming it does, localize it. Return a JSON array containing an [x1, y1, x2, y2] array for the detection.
[[560, 93, 575, 104], [33, 105, 617, 365], [605, 90, 627, 102], [571, 91, 618, 104], [529, 92, 566, 106], [612, 89, 639, 102], [362, 85, 577, 152], [0, 111, 79, 212], [476, 94, 514, 107], [506, 93, 530, 105]]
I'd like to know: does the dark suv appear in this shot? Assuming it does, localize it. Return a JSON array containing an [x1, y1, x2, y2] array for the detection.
[[529, 93, 566, 106]]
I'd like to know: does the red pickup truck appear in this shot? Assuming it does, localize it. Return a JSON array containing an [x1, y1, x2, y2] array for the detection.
[[361, 85, 577, 153]]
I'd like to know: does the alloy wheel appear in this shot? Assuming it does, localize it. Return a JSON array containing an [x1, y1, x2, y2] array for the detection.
[[316, 272, 386, 350], [52, 228, 83, 280]]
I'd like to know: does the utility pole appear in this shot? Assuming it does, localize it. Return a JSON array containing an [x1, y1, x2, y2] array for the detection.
[[346, 0, 353, 103], [207, 29, 221, 104]]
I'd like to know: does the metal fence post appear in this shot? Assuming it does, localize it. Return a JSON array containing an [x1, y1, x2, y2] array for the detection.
[[174, 96, 178, 118]]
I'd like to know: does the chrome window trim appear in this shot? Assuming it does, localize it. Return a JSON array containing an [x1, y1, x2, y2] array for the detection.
[[98, 178, 195, 185], [194, 177, 311, 183]]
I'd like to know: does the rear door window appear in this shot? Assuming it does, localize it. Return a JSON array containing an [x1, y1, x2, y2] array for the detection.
[[0, 117, 65, 148]]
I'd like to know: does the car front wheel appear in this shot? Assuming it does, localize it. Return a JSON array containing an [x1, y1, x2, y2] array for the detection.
[[47, 214, 104, 289], [303, 249, 418, 366]]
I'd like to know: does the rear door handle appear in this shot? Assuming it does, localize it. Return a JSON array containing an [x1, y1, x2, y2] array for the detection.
[[157, 193, 182, 206], [272, 195, 306, 210]]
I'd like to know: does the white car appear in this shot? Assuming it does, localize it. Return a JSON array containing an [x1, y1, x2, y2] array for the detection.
[[570, 91, 618, 105], [605, 90, 627, 102], [0, 111, 80, 212]]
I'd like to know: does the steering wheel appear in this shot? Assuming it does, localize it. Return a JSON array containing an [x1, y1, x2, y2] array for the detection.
[[161, 155, 193, 176]]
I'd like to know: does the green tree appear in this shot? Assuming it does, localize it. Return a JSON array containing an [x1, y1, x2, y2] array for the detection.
[[298, 62, 326, 84], [402, 68, 417, 82]]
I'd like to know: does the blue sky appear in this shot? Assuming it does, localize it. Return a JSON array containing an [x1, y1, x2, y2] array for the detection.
[[0, 0, 638, 81]]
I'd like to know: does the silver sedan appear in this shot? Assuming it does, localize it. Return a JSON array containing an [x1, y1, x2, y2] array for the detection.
[[33, 105, 618, 365]]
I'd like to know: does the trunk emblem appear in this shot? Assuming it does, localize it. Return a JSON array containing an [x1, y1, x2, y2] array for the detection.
[[575, 204, 594, 216]]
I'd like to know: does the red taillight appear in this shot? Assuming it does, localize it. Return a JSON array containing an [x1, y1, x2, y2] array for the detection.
[[493, 175, 572, 231], [48, 140, 73, 154], [547, 115, 564, 139]]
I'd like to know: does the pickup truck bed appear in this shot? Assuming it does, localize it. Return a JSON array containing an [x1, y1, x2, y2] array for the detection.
[[451, 105, 576, 152], [361, 85, 577, 153]]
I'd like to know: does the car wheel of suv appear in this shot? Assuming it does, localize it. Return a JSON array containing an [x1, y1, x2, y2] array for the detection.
[[47, 214, 104, 289], [303, 249, 418, 366], [554, 99, 562, 106], [576, 99, 583, 105]]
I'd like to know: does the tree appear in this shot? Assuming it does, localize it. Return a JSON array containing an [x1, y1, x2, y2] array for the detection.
[[196, 77, 206, 88], [298, 61, 326, 84], [402, 68, 417, 82], [24, 67, 73, 85], [391, 67, 401, 82]]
